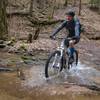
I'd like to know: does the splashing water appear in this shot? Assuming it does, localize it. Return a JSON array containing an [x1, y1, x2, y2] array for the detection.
[[23, 61, 100, 88]]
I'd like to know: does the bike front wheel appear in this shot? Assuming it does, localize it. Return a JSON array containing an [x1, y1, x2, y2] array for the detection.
[[45, 51, 62, 78]]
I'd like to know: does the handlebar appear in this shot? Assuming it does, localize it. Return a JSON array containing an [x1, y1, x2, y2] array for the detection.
[[50, 35, 56, 40], [50, 35, 78, 41]]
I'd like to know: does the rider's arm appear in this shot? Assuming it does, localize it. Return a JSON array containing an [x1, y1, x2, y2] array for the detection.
[[51, 20, 67, 37], [74, 19, 80, 39]]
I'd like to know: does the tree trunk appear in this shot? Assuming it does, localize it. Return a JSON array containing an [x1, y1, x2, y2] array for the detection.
[[27, 33, 33, 43], [79, 0, 82, 15], [98, 0, 100, 13], [64, 0, 68, 6], [51, 0, 56, 19], [90, 0, 99, 8], [0, 0, 8, 40], [33, 27, 40, 40], [73, 0, 76, 6], [29, 0, 34, 16]]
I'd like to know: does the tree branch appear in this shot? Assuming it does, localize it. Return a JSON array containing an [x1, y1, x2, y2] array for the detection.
[[7, 11, 29, 17], [27, 16, 64, 27]]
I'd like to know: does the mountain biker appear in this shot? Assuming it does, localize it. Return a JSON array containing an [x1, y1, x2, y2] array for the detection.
[[50, 10, 81, 61]]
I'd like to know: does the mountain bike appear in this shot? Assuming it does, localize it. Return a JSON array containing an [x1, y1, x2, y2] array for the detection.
[[45, 37, 78, 78]]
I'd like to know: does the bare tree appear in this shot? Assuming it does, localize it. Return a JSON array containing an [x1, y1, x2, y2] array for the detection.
[[73, 0, 76, 6], [28, 0, 57, 40], [0, 0, 8, 40], [29, 0, 34, 16], [64, 0, 68, 6], [79, 0, 82, 15], [90, 0, 100, 10], [51, 0, 56, 18]]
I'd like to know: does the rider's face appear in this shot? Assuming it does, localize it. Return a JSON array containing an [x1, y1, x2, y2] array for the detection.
[[67, 15, 73, 21]]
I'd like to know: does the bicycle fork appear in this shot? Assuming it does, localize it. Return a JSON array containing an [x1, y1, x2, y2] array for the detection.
[[52, 50, 64, 68]]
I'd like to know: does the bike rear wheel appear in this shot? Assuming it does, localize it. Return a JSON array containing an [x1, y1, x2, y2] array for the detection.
[[45, 51, 62, 78]]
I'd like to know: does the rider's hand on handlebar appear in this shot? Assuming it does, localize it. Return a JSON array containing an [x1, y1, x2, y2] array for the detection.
[[67, 37, 72, 40], [67, 36, 77, 40], [50, 35, 56, 40]]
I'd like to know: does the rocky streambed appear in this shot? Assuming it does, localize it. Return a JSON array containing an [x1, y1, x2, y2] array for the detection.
[[0, 40, 100, 100]]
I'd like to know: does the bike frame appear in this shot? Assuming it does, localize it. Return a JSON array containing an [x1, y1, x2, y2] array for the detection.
[[57, 38, 67, 57], [52, 39, 67, 67], [45, 38, 78, 78]]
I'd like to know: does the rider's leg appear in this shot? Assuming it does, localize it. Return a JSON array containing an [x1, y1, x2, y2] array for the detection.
[[68, 38, 80, 58], [68, 40, 76, 58], [69, 40, 76, 48], [64, 38, 69, 48], [64, 38, 75, 57]]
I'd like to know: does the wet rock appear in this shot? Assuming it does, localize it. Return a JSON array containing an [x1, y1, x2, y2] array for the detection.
[[0, 40, 4, 44], [23, 60, 34, 65], [6, 41, 14, 46], [21, 55, 34, 64], [0, 67, 14, 72], [21, 55, 33, 60], [81, 85, 100, 92], [0, 40, 9, 49], [17, 68, 25, 80], [8, 41, 24, 53], [6, 37, 16, 46], [0, 44, 6, 48], [8, 39, 57, 55]]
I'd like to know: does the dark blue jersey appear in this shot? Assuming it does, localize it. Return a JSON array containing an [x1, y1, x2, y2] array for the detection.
[[52, 17, 81, 39]]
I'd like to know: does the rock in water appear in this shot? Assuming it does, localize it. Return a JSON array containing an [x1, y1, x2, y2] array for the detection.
[[17, 69, 25, 80], [0, 44, 6, 48], [0, 40, 4, 44], [0, 67, 13, 72]]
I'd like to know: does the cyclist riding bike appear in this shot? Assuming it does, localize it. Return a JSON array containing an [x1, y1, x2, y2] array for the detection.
[[50, 10, 81, 62]]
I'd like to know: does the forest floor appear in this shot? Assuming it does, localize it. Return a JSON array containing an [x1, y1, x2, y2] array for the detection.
[[0, 5, 100, 100]]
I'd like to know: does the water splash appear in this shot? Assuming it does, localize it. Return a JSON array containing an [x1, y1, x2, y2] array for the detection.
[[66, 61, 100, 86], [22, 61, 100, 88]]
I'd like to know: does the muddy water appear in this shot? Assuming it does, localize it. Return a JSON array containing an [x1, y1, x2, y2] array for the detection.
[[0, 52, 100, 100]]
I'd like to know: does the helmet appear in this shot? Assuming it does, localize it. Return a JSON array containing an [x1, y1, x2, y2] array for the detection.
[[66, 10, 75, 17]]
